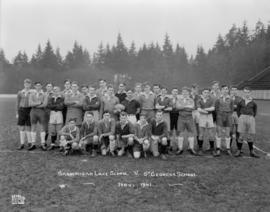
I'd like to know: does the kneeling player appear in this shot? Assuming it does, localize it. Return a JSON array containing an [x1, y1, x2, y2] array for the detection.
[[98, 111, 116, 156], [80, 112, 99, 157], [115, 112, 135, 157], [149, 111, 168, 160], [133, 114, 151, 159], [59, 118, 80, 155], [235, 87, 259, 158]]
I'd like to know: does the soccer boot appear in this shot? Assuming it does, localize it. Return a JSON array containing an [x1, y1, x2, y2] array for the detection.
[[17, 144, 24, 150]]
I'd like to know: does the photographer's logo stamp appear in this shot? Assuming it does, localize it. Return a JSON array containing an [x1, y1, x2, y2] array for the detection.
[[11, 194, 25, 205]]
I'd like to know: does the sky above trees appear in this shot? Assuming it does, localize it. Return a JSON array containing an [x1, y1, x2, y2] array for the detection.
[[1, 0, 270, 60]]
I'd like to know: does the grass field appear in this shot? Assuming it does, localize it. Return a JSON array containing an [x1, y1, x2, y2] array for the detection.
[[0, 97, 270, 212]]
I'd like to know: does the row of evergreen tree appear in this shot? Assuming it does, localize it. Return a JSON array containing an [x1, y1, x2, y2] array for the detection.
[[0, 21, 270, 92]]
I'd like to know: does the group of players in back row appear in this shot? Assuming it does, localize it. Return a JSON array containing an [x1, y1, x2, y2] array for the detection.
[[16, 78, 259, 159]]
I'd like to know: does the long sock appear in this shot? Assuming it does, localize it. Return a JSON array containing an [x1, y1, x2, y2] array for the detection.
[[237, 142, 243, 150], [248, 142, 253, 152], [198, 139, 203, 149], [93, 144, 98, 150], [225, 137, 231, 149], [40, 132, 46, 145], [19, 131, 26, 145], [177, 137, 184, 150], [216, 137, 221, 150], [31, 132, 36, 144], [45, 133, 49, 141], [188, 137, 195, 150], [51, 135, 57, 144], [85, 143, 92, 152], [209, 140, 214, 149], [160, 144, 167, 154], [26, 131, 32, 143], [230, 133, 235, 147], [127, 145, 133, 154]]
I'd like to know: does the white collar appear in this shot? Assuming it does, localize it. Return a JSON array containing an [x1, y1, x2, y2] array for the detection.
[[87, 94, 97, 99]]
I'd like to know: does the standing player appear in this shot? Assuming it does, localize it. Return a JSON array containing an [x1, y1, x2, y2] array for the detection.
[[28, 82, 48, 151], [176, 87, 196, 155], [47, 86, 65, 150], [140, 83, 156, 121], [230, 86, 242, 148], [207, 81, 221, 152], [133, 83, 142, 120], [96, 79, 108, 98], [153, 84, 161, 98], [100, 85, 120, 120], [16, 79, 33, 150], [121, 89, 141, 125], [98, 111, 116, 156], [134, 83, 142, 101], [155, 87, 172, 152], [64, 81, 84, 127], [191, 84, 200, 142], [197, 88, 215, 155], [62, 79, 72, 124], [44, 82, 54, 142], [169, 88, 179, 150], [215, 85, 234, 156], [80, 85, 89, 97], [82, 85, 101, 121], [115, 83, 127, 103], [235, 87, 259, 158], [149, 110, 169, 160]]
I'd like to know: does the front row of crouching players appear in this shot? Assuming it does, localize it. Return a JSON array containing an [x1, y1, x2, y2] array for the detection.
[[56, 110, 169, 159]]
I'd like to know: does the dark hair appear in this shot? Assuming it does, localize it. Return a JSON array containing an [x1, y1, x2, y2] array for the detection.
[[81, 84, 88, 89], [46, 82, 53, 86], [156, 110, 163, 114], [64, 79, 71, 84], [212, 81, 219, 85], [143, 82, 151, 87], [107, 84, 114, 89], [34, 81, 42, 85], [243, 86, 251, 91], [221, 84, 228, 89], [99, 79, 107, 82], [153, 84, 160, 88], [103, 110, 110, 116], [191, 84, 199, 89], [202, 87, 210, 92], [120, 111, 127, 117], [126, 88, 133, 92]]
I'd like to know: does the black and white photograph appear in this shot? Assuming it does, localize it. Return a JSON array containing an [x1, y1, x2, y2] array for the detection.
[[0, 0, 270, 211]]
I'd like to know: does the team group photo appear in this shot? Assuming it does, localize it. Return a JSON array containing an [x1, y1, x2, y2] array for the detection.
[[16, 79, 259, 159], [1, 0, 270, 211]]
